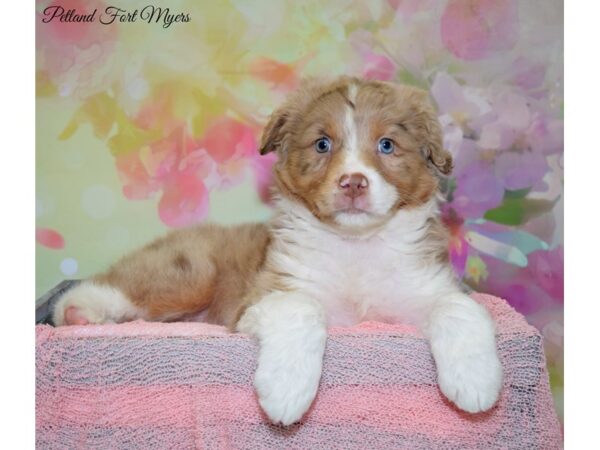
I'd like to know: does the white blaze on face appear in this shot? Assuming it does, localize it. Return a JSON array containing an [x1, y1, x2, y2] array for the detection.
[[344, 83, 359, 160], [335, 83, 398, 227]]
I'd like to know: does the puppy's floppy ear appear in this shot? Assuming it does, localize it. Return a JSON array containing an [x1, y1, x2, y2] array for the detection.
[[398, 86, 453, 176], [258, 76, 331, 155], [420, 113, 453, 176], [259, 107, 288, 155]]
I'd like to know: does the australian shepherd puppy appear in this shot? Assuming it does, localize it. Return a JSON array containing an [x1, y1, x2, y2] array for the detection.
[[53, 76, 503, 425]]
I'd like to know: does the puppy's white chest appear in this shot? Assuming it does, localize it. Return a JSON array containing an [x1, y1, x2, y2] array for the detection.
[[276, 232, 425, 327], [322, 241, 410, 323], [270, 199, 451, 327]]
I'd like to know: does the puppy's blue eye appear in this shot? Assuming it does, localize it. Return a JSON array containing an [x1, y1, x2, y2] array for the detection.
[[378, 138, 394, 154], [315, 137, 331, 153]]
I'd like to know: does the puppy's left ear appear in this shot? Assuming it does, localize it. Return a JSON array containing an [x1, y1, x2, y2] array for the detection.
[[259, 106, 288, 155], [400, 86, 453, 176]]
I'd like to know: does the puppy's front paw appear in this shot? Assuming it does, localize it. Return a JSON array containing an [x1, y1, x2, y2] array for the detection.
[[254, 353, 322, 426], [437, 351, 503, 413]]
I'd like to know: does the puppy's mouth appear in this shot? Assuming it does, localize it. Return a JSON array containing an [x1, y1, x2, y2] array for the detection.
[[332, 195, 374, 216], [331, 206, 387, 231], [335, 207, 371, 215]]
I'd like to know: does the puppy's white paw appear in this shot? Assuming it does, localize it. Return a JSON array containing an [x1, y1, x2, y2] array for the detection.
[[52, 282, 140, 326], [254, 353, 322, 426], [237, 292, 327, 425], [437, 351, 503, 413]]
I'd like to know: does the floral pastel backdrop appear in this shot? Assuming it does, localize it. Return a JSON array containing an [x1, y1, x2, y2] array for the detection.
[[36, 0, 563, 419]]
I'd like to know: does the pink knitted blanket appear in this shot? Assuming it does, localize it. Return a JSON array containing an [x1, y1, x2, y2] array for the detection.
[[36, 293, 562, 449]]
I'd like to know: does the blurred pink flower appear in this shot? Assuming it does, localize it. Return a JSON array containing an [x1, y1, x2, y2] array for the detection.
[[115, 151, 159, 200], [115, 119, 215, 226], [36, 228, 65, 249], [432, 73, 556, 194], [387, 0, 435, 16], [36, 0, 118, 98], [115, 112, 273, 227], [478, 247, 563, 316], [478, 92, 530, 150], [201, 118, 256, 164], [494, 151, 548, 191], [159, 168, 210, 228], [431, 72, 493, 155], [452, 161, 505, 219], [441, 0, 519, 60], [511, 57, 547, 91], [201, 116, 276, 202], [199, 117, 259, 189], [527, 113, 564, 156], [362, 53, 396, 81], [348, 30, 397, 82], [527, 247, 563, 302], [115, 121, 208, 197], [134, 89, 177, 132], [146, 124, 227, 228], [477, 91, 563, 157]]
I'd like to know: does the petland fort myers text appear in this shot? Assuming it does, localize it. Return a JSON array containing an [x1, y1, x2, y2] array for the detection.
[[41, 5, 191, 28]]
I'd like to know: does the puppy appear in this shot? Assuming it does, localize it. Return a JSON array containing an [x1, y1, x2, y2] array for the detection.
[[53, 76, 503, 425]]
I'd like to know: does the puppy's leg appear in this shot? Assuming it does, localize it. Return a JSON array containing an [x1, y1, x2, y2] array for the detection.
[[53, 252, 216, 326], [424, 292, 503, 413], [236, 292, 327, 426], [53, 236, 218, 326]]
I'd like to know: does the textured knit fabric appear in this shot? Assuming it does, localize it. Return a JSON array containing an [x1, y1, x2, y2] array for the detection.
[[36, 293, 562, 449]]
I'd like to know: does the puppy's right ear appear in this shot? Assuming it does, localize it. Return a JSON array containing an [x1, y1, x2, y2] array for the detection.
[[259, 108, 288, 155]]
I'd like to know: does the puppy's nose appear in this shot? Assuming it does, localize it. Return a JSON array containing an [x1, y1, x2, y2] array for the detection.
[[339, 173, 369, 198]]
